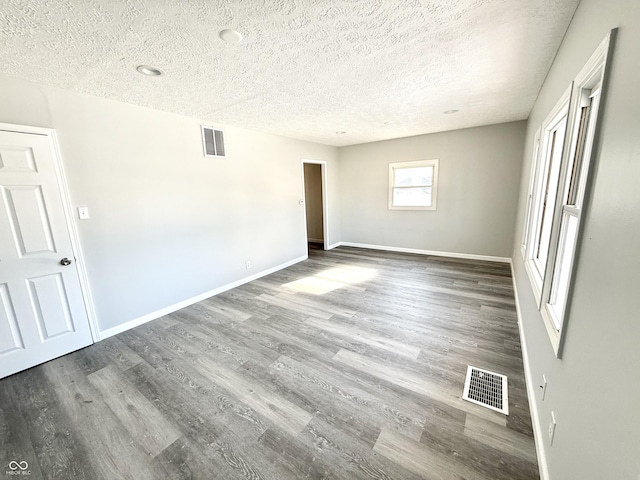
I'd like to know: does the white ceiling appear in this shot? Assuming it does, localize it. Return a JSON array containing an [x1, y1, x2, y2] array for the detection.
[[1, 0, 579, 147]]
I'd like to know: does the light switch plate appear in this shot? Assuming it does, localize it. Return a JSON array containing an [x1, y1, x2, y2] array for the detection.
[[78, 206, 90, 219]]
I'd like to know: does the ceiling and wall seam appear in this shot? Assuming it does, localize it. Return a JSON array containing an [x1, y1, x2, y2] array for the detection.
[[1, 0, 579, 147], [525, 0, 583, 119]]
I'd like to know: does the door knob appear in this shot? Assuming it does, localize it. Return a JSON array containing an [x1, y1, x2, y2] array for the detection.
[[60, 258, 72, 266]]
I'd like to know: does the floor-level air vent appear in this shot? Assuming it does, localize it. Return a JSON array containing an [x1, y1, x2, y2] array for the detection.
[[462, 366, 509, 415], [201, 125, 226, 158]]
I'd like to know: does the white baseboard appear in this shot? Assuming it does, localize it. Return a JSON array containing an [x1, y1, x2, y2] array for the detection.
[[326, 241, 342, 250], [336, 241, 511, 263], [511, 262, 548, 480], [99, 254, 308, 339]]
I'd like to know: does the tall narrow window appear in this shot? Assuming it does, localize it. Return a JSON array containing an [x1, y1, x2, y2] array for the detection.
[[534, 114, 567, 272], [524, 90, 571, 299], [521, 129, 541, 256], [521, 30, 614, 356], [388, 159, 439, 210], [546, 86, 601, 332]]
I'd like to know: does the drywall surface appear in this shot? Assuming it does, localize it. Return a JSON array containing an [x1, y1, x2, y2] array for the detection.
[[0, 76, 339, 332], [304, 163, 324, 242], [338, 122, 525, 258], [511, 0, 640, 478]]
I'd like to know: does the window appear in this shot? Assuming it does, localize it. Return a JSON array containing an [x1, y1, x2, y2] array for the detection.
[[544, 84, 602, 333], [521, 31, 614, 356], [524, 90, 571, 300], [388, 159, 439, 210], [521, 128, 541, 257]]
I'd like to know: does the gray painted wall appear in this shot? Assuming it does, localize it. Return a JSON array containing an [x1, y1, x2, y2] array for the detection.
[[338, 122, 525, 258], [0, 76, 340, 332], [303, 163, 324, 242], [511, 1, 640, 478]]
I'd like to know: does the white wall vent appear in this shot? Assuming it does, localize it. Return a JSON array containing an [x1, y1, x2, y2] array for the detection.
[[201, 125, 226, 158], [462, 366, 509, 415]]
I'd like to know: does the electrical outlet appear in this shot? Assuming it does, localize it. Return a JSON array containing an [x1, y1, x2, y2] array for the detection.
[[541, 374, 548, 401], [548, 411, 557, 445], [245, 260, 251, 269]]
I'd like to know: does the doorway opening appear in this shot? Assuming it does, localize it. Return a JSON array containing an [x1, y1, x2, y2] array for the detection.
[[302, 160, 328, 251]]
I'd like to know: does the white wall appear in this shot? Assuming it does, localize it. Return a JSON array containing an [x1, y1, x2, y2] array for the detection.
[[0, 76, 340, 333], [511, 1, 640, 478], [303, 163, 324, 242], [338, 122, 525, 258]]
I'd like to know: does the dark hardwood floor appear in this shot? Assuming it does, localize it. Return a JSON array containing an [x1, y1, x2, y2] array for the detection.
[[0, 247, 539, 479]]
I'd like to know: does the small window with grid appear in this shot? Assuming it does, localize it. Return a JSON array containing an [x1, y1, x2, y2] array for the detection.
[[388, 159, 439, 211]]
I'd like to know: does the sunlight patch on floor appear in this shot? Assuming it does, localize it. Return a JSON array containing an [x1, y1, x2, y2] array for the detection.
[[283, 266, 377, 295]]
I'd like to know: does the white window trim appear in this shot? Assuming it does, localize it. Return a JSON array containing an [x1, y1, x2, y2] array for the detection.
[[388, 159, 439, 211], [521, 127, 541, 259], [540, 32, 613, 356], [521, 30, 615, 357], [523, 87, 572, 305]]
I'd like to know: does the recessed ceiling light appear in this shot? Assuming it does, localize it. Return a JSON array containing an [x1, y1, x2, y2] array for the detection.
[[336, 131, 347, 134], [219, 29, 243, 44], [444, 109, 459, 114], [136, 65, 164, 76]]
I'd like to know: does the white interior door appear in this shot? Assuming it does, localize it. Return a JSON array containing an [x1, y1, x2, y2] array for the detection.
[[0, 128, 93, 379]]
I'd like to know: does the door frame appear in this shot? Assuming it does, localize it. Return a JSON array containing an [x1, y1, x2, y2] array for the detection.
[[301, 159, 329, 250], [0, 122, 100, 342]]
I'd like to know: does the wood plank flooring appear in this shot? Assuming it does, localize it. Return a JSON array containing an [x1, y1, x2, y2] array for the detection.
[[0, 246, 539, 479]]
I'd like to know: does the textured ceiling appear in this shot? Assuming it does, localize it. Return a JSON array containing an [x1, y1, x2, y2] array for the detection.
[[1, 0, 579, 147]]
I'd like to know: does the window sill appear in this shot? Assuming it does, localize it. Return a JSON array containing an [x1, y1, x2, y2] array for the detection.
[[388, 205, 437, 211], [541, 305, 563, 358]]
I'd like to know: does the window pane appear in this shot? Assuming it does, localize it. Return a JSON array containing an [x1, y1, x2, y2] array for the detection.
[[548, 212, 579, 330], [393, 187, 432, 207], [566, 104, 590, 205], [394, 166, 433, 187], [535, 121, 567, 268], [523, 134, 541, 252]]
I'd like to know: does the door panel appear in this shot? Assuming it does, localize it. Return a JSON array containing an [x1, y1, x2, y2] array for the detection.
[[28, 273, 75, 340], [0, 145, 38, 172], [3, 185, 56, 256], [0, 129, 93, 379], [0, 283, 24, 353]]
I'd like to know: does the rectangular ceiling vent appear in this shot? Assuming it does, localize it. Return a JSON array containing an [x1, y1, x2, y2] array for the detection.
[[201, 125, 226, 158], [462, 366, 509, 415]]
